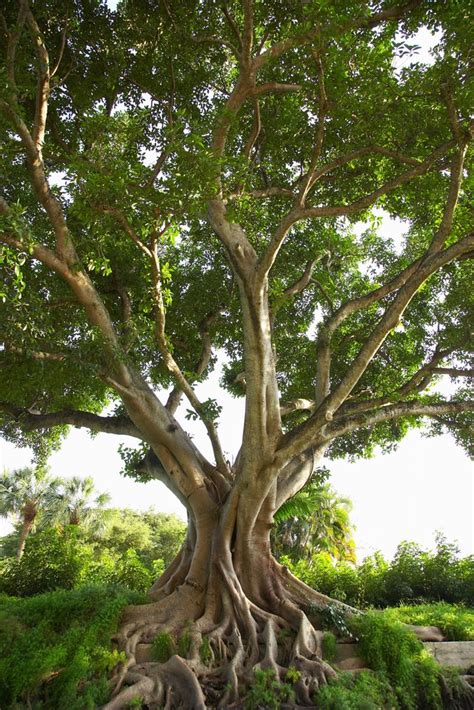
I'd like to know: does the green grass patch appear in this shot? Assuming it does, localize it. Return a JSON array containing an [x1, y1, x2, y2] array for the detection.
[[0, 585, 145, 709], [151, 631, 176, 662], [381, 602, 474, 641]]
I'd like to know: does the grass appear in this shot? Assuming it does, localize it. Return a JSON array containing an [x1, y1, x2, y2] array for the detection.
[[381, 602, 474, 641]]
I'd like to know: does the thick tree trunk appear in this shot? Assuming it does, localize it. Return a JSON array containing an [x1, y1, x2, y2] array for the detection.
[[103, 463, 354, 709]]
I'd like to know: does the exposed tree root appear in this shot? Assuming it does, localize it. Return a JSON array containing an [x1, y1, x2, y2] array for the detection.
[[103, 568, 339, 709]]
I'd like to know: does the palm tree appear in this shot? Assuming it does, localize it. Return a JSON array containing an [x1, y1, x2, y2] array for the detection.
[[0, 467, 63, 559], [50, 476, 111, 531], [272, 477, 356, 563]]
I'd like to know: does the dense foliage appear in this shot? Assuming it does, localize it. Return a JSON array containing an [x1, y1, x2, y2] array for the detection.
[[0, 586, 145, 709], [0, 508, 186, 596], [283, 534, 474, 608], [273, 469, 356, 562]]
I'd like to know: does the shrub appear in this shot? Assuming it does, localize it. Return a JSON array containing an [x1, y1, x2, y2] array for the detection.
[[383, 603, 474, 641], [151, 632, 176, 662], [110, 549, 153, 592], [0, 527, 94, 597], [315, 670, 398, 709], [0, 586, 145, 708], [322, 631, 337, 661], [350, 611, 443, 709], [283, 534, 474, 608], [244, 668, 295, 709]]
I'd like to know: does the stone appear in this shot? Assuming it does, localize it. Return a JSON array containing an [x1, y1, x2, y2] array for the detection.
[[424, 641, 474, 671]]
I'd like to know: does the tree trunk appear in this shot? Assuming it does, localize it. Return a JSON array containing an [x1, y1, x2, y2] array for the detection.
[[17, 516, 35, 560], [104, 454, 353, 709]]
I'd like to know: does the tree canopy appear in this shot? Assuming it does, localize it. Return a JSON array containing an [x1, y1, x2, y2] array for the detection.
[[0, 1, 472, 469], [0, 1, 472, 706]]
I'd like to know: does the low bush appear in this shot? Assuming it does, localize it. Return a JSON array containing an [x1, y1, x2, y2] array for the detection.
[[0, 527, 158, 597], [0, 527, 94, 596], [350, 611, 443, 709], [244, 668, 295, 709], [315, 670, 398, 709], [0, 585, 145, 709]]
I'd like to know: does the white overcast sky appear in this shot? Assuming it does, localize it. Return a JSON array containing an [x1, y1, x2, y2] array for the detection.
[[1, 20, 472, 560]]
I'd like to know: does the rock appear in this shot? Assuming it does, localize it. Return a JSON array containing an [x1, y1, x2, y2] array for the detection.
[[424, 641, 474, 671], [406, 624, 445, 642], [337, 656, 367, 671]]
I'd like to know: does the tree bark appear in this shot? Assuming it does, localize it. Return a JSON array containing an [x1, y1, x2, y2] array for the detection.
[[17, 515, 35, 560], [103, 448, 352, 709]]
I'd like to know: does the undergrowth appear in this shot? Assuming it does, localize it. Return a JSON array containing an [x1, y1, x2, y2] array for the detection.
[[315, 605, 474, 710], [0, 585, 145, 709], [350, 611, 443, 709], [315, 670, 398, 709], [244, 668, 296, 709]]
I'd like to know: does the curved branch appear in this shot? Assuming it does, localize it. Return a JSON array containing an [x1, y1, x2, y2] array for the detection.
[[254, 1, 422, 71], [280, 399, 316, 417], [0, 402, 142, 438], [165, 306, 224, 414], [257, 139, 455, 280], [324, 400, 473, 441], [277, 234, 474, 465]]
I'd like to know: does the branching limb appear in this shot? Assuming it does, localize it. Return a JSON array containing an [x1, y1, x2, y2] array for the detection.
[[243, 97, 261, 161], [3, 3, 27, 94], [433, 368, 474, 377], [23, 2, 50, 153], [251, 82, 301, 96], [0, 402, 142, 438], [321, 233, 474, 415], [50, 13, 68, 77], [241, 0, 254, 66], [277, 233, 474, 464], [254, 1, 422, 71], [425, 143, 468, 255], [165, 307, 225, 414], [225, 186, 295, 201], [257, 139, 455, 281], [296, 144, 421, 189], [296, 50, 327, 207], [299, 140, 457, 220], [324, 400, 473, 441], [93, 204, 153, 257], [221, 3, 243, 53], [149, 237, 229, 474], [275, 258, 320, 308], [280, 399, 316, 417], [338, 345, 461, 416]]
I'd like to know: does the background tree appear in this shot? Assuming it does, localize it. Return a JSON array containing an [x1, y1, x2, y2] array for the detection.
[[90, 508, 187, 568], [0, 0, 472, 706], [0, 467, 62, 559], [47, 475, 111, 530], [273, 472, 356, 563]]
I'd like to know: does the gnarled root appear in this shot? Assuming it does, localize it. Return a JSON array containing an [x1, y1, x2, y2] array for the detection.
[[103, 572, 340, 709]]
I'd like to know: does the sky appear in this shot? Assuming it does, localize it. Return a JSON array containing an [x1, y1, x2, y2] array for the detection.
[[1, 16, 472, 561]]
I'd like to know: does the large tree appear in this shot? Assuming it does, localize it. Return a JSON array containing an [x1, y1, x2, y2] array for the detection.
[[0, 0, 472, 706]]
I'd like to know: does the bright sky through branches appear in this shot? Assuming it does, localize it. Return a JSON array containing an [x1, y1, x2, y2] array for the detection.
[[1, 10, 472, 561]]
